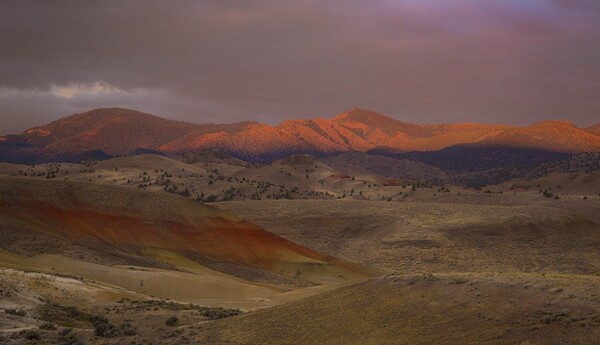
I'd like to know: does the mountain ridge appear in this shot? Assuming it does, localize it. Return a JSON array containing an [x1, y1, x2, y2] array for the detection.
[[1, 107, 599, 163]]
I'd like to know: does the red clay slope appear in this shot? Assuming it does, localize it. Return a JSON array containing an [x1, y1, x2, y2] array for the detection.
[[0, 177, 373, 280]]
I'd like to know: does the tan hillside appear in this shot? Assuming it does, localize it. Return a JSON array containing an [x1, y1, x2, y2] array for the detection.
[[195, 273, 600, 345], [214, 200, 600, 274]]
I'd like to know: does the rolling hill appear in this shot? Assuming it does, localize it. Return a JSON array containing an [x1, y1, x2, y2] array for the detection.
[[0, 177, 374, 295], [214, 199, 600, 275], [1, 158, 599, 343], [195, 273, 600, 345]]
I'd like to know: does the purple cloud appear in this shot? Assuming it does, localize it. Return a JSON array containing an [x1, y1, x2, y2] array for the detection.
[[0, 0, 598, 134]]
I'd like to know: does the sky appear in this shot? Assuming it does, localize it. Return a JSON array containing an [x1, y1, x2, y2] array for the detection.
[[1, 0, 599, 134]]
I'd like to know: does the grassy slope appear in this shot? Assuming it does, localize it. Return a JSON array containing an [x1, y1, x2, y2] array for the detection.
[[214, 200, 600, 275], [196, 273, 600, 345]]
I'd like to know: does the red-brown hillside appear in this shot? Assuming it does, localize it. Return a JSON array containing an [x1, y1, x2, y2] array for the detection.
[[3, 108, 600, 161], [0, 177, 372, 280], [18, 108, 202, 154], [472, 121, 600, 153], [586, 123, 600, 137]]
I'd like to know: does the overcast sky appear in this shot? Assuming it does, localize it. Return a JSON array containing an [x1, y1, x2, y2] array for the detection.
[[1, 0, 599, 134]]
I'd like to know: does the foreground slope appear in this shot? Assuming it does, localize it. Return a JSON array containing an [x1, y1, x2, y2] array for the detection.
[[195, 273, 600, 345], [1, 179, 599, 344]]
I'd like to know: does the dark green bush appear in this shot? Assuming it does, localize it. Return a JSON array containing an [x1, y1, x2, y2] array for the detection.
[[60, 329, 83, 345], [120, 321, 137, 336], [4, 308, 26, 316], [39, 322, 57, 330], [21, 330, 41, 341], [91, 315, 118, 337], [165, 315, 179, 326], [59, 328, 73, 336], [201, 307, 242, 320]]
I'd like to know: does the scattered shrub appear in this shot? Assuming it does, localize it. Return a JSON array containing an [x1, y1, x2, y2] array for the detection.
[[39, 322, 57, 330], [120, 321, 137, 336], [35, 302, 91, 329], [165, 315, 179, 326], [91, 315, 118, 337], [60, 328, 83, 345], [89, 315, 136, 337], [201, 307, 242, 320], [203, 195, 218, 203], [21, 330, 41, 341], [4, 308, 27, 316], [59, 328, 74, 336]]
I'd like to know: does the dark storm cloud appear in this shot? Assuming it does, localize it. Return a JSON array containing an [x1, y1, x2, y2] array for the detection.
[[1, 0, 599, 134]]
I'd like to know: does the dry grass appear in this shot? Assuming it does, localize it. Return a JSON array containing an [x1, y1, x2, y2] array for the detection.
[[194, 273, 600, 345], [0, 157, 599, 344], [214, 200, 600, 275]]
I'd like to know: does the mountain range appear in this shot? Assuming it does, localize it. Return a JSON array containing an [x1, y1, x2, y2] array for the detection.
[[1, 107, 599, 164]]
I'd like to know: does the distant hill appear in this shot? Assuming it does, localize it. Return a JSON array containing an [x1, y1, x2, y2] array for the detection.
[[1, 107, 599, 168], [586, 123, 600, 137], [322, 152, 449, 182], [471, 121, 600, 153], [322, 147, 576, 187], [17, 108, 201, 155]]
